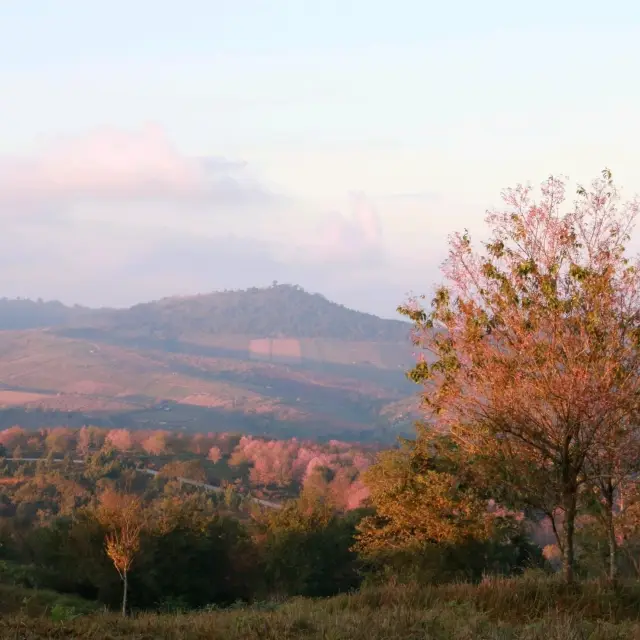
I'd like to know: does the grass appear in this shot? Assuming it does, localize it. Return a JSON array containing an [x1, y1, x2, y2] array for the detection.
[[0, 583, 100, 618], [5, 575, 640, 638]]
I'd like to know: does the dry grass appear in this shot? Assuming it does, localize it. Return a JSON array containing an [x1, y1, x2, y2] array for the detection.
[[6, 575, 640, 639]]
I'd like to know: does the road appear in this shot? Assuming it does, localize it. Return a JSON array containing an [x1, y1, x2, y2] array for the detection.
[[6, 457, 282, 510]]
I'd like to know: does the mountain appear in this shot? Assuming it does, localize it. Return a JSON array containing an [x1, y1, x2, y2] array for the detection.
[[0, 285, 419, 442], [78, 284, 411, 341]]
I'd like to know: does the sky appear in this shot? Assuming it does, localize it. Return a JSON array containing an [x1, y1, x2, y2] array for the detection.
[[1, 1, 639, 317]]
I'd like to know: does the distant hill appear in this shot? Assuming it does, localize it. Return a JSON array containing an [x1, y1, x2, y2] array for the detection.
[[73, 284, 411, 342], [0, 286, 419, 442], [0, 285, 410, 341]]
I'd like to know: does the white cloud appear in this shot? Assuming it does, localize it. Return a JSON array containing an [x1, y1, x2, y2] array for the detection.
[[0, 126, 442, 315], [0, 125, 279, 215]]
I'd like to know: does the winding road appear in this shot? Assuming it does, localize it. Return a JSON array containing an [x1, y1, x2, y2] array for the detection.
[[6, 457, 282, 510]]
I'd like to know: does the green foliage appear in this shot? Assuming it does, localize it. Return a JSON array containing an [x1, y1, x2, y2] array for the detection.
[[260, 496, 363, 597], [50, 603, 80, 622]]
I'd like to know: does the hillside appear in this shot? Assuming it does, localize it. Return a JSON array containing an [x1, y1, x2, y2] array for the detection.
[[79, 284, 411, 341], [0, 286, 418, 441], [0, 285, 410, 342]]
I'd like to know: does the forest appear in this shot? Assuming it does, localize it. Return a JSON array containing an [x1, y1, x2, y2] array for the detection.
[[5, 170, 640, 639]]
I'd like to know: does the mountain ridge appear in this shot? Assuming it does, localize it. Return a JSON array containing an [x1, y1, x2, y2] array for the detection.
[[0, 284, 411, 342]]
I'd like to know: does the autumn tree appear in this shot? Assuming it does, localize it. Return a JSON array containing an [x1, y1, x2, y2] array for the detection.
[[581, 416, 640, 584], [400, 170, 640, 584], [141, 430, 169, 456], [95, 490, 146, 617], [44, 427, 75, 456], [208, 446, 222, 463], [356, 433, 487, 558], [76, 426, 106, 457], [158, 459, 207, 484]]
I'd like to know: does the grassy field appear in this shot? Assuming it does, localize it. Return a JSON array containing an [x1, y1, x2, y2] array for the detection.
[[5, 576, 640, 639]]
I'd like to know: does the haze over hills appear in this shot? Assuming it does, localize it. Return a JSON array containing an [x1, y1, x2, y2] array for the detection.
[[0, 285, 419, 442]]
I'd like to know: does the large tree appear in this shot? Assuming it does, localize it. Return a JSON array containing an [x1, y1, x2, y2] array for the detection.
[[400, 170, 640, 583]]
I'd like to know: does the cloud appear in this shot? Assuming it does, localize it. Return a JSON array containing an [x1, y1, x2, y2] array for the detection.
[[0, 125, 439, 316], [297, 192, 385, 266], [0, 211, 431, 317], [0, 125, 278, 212]]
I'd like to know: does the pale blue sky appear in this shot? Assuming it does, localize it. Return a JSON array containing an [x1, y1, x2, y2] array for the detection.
[[0, 1, 639, 316]]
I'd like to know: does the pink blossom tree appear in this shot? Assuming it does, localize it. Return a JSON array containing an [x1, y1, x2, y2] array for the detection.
[[106, 429, 134, 452], [207, 446, 222, 463], [141, 431, 169, 456], [400, 169, 640, 584]]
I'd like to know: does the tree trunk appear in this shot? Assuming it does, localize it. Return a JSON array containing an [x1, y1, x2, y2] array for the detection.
[[605, 489, 618, 587], [607, 518, 618, 586], [562, 491, 577, 584], [122, 570, 128, 618]]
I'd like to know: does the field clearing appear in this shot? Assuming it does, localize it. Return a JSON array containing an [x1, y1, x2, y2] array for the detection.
[[179, 393, 273, 409], [160, 352, 404, 399], [0, 390, 53, 406], [22, 395, 137, 412]]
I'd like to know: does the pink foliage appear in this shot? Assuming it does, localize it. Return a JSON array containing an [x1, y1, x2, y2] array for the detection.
[[141, 431, 168, 455], [344, 479, 370, 510], [106, 428, 133, 452], [229, 435, 372, 508], [208, 446, 222, 463], [0, 426, 27, 449], [351, 453, 372, 473]]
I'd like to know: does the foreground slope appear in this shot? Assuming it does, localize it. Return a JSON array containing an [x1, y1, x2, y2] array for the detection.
[[3, 578, 640, 639], [0, 286, 417, 440]]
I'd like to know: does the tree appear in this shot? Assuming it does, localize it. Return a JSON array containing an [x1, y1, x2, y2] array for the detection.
[[260, 493, 362, 597], [582, 418, 640, 585], [400, 170, 640, 583], [45, 427, 75, 456], [105, 429, 133, 452], [158, 459, 206, 484], [355, 433, 487, 558], [95, 490, 146, 617], [208, 446, 222, 463], [141, 431, 169, 456], [139, 493, 257, 608]]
